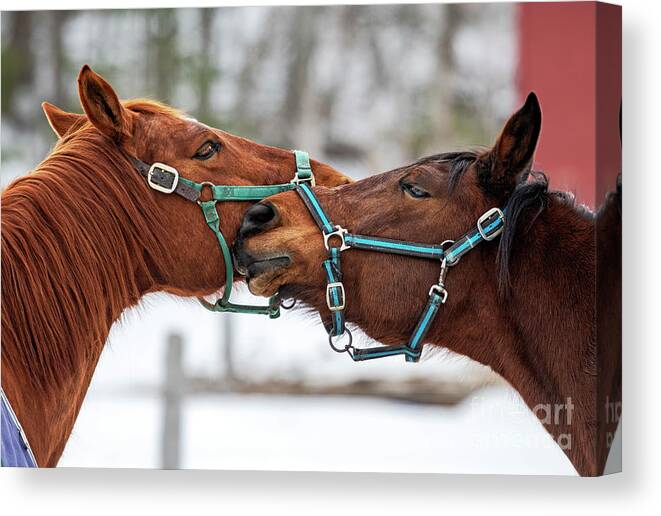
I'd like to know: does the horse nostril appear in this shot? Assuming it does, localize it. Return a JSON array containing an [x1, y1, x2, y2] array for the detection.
[[242, 201, 279, 234], [249, 202, 277, 225]]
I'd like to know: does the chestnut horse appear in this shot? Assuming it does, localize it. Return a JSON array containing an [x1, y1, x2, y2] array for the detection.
[[1, 65, 350, 467], [235, 94, 621, 476]]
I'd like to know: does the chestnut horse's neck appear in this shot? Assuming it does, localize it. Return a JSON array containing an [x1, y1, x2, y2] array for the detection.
[[445, 195, 605, 475], [1, 135, 169, 466]]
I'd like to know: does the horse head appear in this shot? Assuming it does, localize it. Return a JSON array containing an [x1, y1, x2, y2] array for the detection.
[[37, 65, 352, 299], [235, 93, 543, 317]]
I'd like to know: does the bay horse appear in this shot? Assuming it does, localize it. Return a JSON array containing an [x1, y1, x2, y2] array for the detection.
[[1, 65, 351, 467], [234, 93, 622, 476]]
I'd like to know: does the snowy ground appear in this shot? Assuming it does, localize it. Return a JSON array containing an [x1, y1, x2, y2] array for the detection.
[[56, 292, 576, 475], [60, 389, 575, 475]]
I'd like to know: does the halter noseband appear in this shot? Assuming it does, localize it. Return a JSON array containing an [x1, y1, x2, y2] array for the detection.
[[129, 150, 315, 318], [295, 183, 505, 362]]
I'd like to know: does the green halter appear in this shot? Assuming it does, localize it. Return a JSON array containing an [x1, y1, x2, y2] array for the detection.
[[129, 150, 314, 318]]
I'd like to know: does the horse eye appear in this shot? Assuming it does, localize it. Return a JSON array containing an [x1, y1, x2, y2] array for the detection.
[[193, 140, 220, 160], [401, 181, 431, 199]]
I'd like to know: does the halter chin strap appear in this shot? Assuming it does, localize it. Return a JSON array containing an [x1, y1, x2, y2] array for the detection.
[[129, 150, 315, 317], [295, 182, 505, 362]]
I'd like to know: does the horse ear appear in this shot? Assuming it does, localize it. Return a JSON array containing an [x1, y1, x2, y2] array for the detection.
[[41, 102, 85, 138], [484, 92, 541, 193], [77, 65, 132, 142]]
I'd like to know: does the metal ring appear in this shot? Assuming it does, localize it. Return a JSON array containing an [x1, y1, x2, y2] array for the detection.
[[280, 298, 296, 310], [196, 181, 216, 204], [323, 226, 350, 252], [440, 239, 460, 266], [328, 328, 353, 353]]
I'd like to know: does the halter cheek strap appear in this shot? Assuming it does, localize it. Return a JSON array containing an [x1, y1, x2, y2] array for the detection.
[[130, 150, 315, 317], [129, 157, 200, 201], [295, 182, 505, 362]]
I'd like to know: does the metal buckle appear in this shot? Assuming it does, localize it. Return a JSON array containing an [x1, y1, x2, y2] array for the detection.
[[291, 173, 316, 186], [428, 284, 448, 303], [326, 282, 346, 311], [477, 207, 504, 241], [147, 162, 179, 194], [323, 226, 350, 251]]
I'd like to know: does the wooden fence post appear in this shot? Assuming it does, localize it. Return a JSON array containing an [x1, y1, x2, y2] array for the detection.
[[161, 332, 184, 469], [222, 316, 236, 387]]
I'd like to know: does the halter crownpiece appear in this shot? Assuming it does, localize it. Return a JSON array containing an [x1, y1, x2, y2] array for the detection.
[[295, 182, 505, 362], [129, 150, 315, 317]]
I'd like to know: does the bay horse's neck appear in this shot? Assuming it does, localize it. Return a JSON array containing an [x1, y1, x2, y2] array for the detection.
[[1, 137, 168, 466], [451, 196, 604, 475], [503, 197, 596, 474]]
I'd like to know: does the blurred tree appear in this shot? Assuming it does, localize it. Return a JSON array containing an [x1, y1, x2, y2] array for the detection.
[[282, 7, 319, 150], [193, 8, 218, 121], [2, 5, 514, 184], [146, 10, 179, 102], [429, 4, 462, 150], [50, 11, 74, 109], [1, 12, 34, 123], [234, 11, 276, 135]]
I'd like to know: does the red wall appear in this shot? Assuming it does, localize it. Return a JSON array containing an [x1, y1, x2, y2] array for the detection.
[[518, 2, 621, 208]]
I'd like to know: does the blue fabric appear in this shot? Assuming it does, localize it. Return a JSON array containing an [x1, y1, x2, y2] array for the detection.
[[1, 390, 37, 468]]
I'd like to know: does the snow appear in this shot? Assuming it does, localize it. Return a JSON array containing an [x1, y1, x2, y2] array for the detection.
[[93, 289, 494, 389], [57, 292, 576, 475], [60, 388, 575, 475]]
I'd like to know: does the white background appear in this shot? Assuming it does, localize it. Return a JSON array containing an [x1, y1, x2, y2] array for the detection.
[[1, 0, 658, 513]]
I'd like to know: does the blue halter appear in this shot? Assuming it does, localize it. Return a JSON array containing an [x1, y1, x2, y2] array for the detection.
[[294, 183, 505, 362], [1, 389, 37, 467]]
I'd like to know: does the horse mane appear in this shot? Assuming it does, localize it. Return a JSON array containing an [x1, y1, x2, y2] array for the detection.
[[1, 101, 173, 393], [408, 150, 593, 296]]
